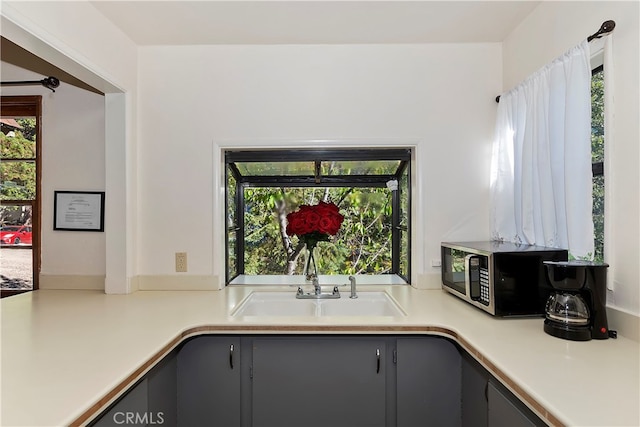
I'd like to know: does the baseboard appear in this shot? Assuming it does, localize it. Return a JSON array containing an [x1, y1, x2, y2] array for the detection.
[[606, 305, 640, 342], [39, 274, 104, 290], [129, 275, 140, 293], [137, 275, 221, 291]]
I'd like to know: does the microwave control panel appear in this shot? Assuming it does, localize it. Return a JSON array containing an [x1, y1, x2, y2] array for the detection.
[[479, 267, 489, 305], [469, 255, 490, 306]]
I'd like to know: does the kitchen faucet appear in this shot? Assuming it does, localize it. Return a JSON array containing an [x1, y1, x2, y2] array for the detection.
[[296, 276, 341, 299]]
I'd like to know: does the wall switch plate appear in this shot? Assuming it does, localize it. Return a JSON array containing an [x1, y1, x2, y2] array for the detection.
[[175, 252, 187, 272], [431, 259, 442, 268]]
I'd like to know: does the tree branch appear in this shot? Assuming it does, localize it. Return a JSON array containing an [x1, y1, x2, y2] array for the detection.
[[356, 236, 392, 274], [275, 188, 306, 274], [275, 191, 296, 257], [336, 188, 354, 207]]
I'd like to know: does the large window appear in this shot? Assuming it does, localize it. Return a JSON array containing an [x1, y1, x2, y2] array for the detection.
[[591, 66, 604, 262], [225, 148, 411, 284]]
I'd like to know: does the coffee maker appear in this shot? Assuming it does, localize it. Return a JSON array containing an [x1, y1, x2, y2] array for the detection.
[[543, 261, 610, 341]]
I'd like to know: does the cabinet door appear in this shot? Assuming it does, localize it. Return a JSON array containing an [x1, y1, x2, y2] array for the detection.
[[148, 352, 177, 425], [461, 351, 488, 427], [251, 337, 387, 427], [487, 382, 538, 427], [91, 350, 176, 427], [396, 337, 462, 427], [177, 336, 241, 427], [91, 379, 148, 427]]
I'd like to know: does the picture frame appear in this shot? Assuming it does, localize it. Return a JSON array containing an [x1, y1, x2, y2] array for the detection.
[[53, 191, 105, 232]]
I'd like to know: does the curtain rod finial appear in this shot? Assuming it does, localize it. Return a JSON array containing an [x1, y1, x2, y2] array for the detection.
[[601, 20, 616, 33], [42, 76, 60, 92], [588, 20, 616, 41]]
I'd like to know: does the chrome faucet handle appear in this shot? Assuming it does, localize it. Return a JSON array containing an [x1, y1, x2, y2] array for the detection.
[[296, 283, 341, 299], [349, 275, 358, 299]]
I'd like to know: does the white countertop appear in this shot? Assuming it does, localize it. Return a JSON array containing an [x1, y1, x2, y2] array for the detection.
[[1, 286, 638, 426]]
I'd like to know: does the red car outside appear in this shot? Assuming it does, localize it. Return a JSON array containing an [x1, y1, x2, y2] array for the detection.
[[0, 225, 33, 245]]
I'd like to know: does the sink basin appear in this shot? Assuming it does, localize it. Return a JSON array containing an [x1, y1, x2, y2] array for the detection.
[[316, 292, 405, 316], [231, 292, 318, 317], [231, 291, 405, 317]]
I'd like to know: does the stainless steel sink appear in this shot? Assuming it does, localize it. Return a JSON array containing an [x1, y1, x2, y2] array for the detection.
[[231, 291, 405, 317]]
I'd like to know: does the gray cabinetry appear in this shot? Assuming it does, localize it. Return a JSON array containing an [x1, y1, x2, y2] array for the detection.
[[461, 350, 544, 427], [251, 337, 387, 427], [487, 382, 540, 427], [148, 354, 178, 425], [461, 350, 489, 427], [396, 337, 462, 427], [91, 351, 177, 426], [177, 336, 241, 426], [92, 378, 149, 427], [91, 333, 546, 427]]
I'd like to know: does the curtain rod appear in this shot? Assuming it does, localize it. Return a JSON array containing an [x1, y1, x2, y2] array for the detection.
[[1, 76, 60, 92], [495, 20, 616, 103]]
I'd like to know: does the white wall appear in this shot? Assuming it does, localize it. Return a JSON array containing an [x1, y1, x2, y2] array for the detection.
[[2, 0, 139, 293], [502, 1, 640, 318], [0, 62, 106, 286], [136, 44, 502, 287]]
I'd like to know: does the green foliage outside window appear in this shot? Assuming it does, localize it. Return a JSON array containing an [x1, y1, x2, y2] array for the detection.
[[225, 149, 410, 281], [226, 172, 238, 280], [1, 118, 36, 228], [1, 118, 36, 201], [591, 69, 604, 263], [243, 186, 393, 276]]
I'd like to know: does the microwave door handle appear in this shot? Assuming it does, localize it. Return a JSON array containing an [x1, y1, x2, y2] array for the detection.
[[464, 254, 474, 297], [466, 254, 482, 301]]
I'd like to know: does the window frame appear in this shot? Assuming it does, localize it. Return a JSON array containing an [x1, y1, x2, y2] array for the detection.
[[224, 148, 411, 285]]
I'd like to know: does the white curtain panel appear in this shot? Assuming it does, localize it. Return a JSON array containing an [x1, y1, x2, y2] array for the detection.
[[490, 40, 594, 259]]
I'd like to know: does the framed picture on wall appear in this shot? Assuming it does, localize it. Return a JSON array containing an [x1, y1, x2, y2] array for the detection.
[[54, 191, 105, 232]]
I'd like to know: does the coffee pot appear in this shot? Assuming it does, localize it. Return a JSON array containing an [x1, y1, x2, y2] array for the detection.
[[543, 261, 610, 341]]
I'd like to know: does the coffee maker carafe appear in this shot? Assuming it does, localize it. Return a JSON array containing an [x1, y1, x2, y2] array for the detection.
[[543, 261, 610, 341]]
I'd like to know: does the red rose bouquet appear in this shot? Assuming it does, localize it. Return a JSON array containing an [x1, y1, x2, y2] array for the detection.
[[286, 201, 344, 250]]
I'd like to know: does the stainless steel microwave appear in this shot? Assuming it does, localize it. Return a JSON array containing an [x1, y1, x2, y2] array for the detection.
[[441, 241, 568, 316]]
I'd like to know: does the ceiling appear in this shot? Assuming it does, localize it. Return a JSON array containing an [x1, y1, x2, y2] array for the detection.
[[89, 1, 541, 45], [2, 1, 541, 95]]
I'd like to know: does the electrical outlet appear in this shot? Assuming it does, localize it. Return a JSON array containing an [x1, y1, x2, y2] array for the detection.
[[175, 252, 187, 272]]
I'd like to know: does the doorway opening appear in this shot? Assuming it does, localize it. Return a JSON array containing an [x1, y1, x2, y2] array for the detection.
[[1, 96, 41, 297]]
